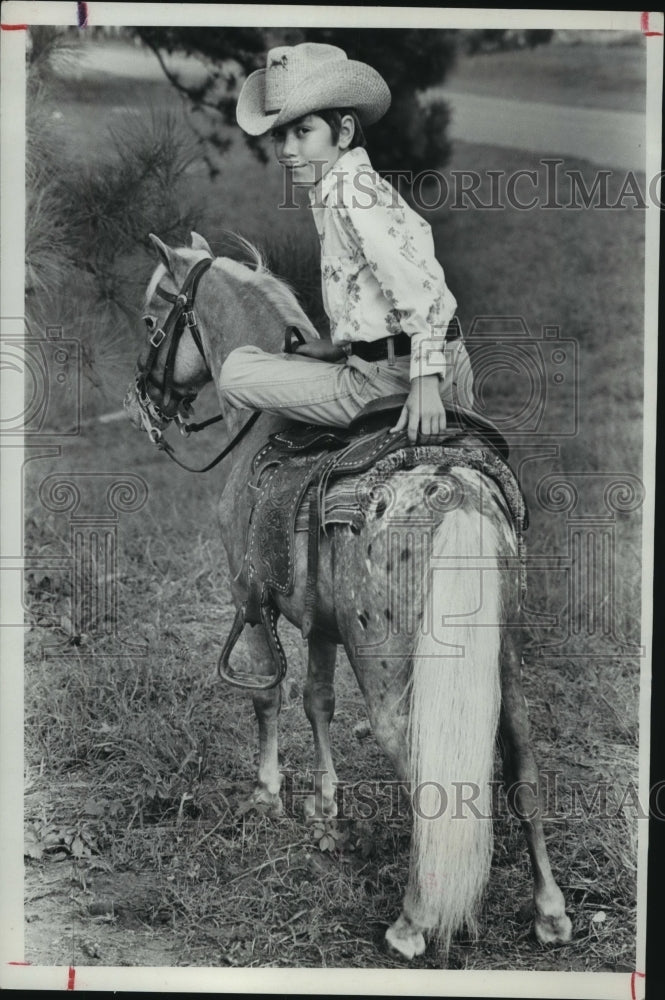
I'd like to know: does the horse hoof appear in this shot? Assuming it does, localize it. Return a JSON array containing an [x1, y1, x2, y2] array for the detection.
[[303, 794, 337, 822], [353, 720, 372, 740], [534, 911, 573, 945], [385, 915, 427, 960], [237, 787, 283, 818]]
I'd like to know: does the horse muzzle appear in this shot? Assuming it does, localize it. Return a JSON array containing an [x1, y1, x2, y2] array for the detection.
[[124, 374, 171, 441], [123, 380, 144, 430]]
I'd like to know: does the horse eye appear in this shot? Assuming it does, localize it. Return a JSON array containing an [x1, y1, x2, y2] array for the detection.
[[143, 315, 157, 332]]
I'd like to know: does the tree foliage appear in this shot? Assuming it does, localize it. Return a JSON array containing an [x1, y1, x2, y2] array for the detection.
[[130, 26, 458, 175], [460, 28, 554, 54]]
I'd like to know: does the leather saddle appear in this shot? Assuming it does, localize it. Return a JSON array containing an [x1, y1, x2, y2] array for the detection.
[[218, 396, 519, 691]]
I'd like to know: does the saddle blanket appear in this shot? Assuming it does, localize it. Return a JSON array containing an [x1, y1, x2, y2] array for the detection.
[[293, 444, 528, 535], [241, 430, 528, 630]]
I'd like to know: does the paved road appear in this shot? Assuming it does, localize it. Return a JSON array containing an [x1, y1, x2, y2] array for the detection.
[[429, 88, 646, 171], [62, 42, 648, 172]]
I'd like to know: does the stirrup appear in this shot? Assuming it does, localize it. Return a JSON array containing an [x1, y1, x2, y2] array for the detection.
[[217, 602, 287, 690]]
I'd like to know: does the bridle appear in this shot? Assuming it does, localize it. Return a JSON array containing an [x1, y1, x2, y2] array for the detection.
[[131, 255, 259, 473], [133, 256, 213, 442]]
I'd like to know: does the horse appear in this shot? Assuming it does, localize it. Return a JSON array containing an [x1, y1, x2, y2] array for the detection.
[[124, 230, 573, 961]]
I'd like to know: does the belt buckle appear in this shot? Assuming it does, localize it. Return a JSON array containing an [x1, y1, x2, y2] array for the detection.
[[446, 317, 462, 342], [386, 336, 396, 367]]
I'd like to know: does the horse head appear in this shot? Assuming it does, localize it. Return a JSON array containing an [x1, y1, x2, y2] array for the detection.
[[124, 232, 216, 437], [125, 229, 320, 443]]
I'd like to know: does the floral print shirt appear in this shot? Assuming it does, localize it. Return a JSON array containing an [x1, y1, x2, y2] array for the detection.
[[308, 147, 457, 381]]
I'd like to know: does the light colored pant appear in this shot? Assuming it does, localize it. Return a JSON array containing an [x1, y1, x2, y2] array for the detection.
[[219, 340, 475, 427]]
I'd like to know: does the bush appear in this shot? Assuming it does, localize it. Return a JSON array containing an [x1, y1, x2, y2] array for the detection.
[[459, 29, 554, 54], [55, 109, 202, 305], [26, 91, 201, 308], [26, 25, 81, 80], [25, 63, 205, 419]]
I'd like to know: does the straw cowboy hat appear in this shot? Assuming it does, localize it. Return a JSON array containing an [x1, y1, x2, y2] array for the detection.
[[236, 42, 391, 136]]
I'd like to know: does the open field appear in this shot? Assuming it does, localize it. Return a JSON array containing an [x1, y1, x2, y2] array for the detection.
[[18, 36, 648, 973]]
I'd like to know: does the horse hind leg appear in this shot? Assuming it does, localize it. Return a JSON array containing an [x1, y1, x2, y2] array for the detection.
[[302, 631, 338, 821], [333, 520, 434, 961], [349, 654, 427, 959], [339, 622, 425, 957], [499, 628, 572, 945]]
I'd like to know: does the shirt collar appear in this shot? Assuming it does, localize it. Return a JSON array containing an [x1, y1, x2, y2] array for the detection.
[[308, 147, 374, 207]]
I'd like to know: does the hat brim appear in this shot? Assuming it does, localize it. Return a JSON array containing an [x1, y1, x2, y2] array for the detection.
[[236, 61, 391, 137]]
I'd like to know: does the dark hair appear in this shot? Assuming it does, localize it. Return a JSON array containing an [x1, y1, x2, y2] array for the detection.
[[316, 108, 366, 149]]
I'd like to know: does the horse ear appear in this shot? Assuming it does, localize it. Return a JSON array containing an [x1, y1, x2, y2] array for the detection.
[[148, 233, 178, 274], [190, 231, 213, 256]]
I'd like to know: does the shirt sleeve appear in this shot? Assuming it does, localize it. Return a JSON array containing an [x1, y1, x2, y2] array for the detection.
[[334, 182, 457, 381]]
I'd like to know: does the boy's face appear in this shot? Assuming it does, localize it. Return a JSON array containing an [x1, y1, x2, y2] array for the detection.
[[270, 114, 347, 187]]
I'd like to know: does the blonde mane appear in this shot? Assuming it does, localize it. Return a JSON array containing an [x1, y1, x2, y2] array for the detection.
[[143, 262, 167, 312], [216, 251, 320, 341], [144, 233, 320, 341]]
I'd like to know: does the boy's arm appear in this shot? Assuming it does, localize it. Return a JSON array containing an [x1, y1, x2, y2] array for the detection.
[[293, 340, 346, 361], [338, 196, 454, 441], [391, 375, 447, 443]]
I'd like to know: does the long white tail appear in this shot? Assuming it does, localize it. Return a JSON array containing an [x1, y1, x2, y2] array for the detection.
[[408, 469, 516, 950]]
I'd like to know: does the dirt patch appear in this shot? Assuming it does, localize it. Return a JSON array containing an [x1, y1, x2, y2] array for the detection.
[[25, 862, 184, 968]]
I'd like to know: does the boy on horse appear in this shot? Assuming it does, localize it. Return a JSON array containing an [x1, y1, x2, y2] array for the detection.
[[220, 42, 475, 444]]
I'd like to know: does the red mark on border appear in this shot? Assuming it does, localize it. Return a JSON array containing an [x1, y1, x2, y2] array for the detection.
[[1, 24, 28, 30], [7, 961, 31, 965], [67, 966, 76, 990], [630, 971, 645, 1000], [641, 12, 664, 36]]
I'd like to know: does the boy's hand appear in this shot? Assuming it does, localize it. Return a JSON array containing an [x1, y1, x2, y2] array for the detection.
[[293, 340, 345, 362], [391, 375, 447, 443]]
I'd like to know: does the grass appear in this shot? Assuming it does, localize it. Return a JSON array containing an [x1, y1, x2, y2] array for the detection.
[[19, 40, 647, 971]]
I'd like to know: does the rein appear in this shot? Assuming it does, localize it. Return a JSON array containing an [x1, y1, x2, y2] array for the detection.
[[133, 255, 259, 473], [156, 410, 261, 473]]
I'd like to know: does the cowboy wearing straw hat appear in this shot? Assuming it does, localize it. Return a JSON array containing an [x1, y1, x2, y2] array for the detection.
[[220, 42, 475, 442]]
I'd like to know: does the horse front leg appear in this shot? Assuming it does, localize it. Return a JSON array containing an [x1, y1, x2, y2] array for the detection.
[[219, 496, 284, 817], [302, 631, 338, 821], [500, 629, 572, 945], [242, 624, 284, 817]]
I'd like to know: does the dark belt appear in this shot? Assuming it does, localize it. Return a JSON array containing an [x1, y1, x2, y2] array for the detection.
[[348, 318, 462, 363]]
